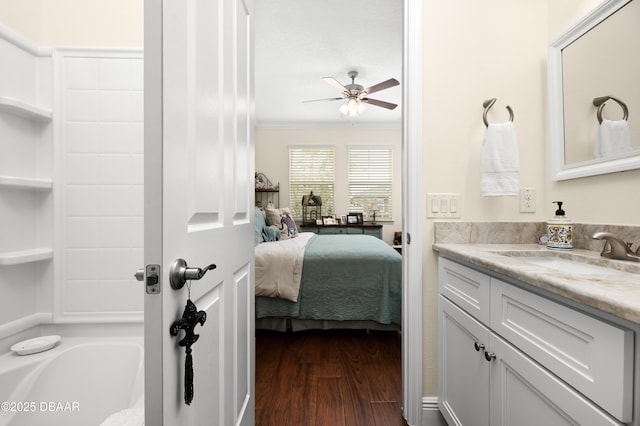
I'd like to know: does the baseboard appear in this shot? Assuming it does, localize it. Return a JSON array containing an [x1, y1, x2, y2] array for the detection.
[[422, 397, 447, 426]]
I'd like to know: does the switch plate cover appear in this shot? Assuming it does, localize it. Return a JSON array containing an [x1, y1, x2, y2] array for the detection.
[[427, 193, 461, 218]]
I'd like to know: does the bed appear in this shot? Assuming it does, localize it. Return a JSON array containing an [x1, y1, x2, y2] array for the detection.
[[254, 207, 402, 332]]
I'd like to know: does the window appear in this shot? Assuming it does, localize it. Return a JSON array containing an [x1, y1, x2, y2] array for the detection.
[[289, 146, 335, 220], [348, 147, 393, 220]]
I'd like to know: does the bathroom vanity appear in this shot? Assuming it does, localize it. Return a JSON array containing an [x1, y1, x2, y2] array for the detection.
[[434, 241, 640, 426]]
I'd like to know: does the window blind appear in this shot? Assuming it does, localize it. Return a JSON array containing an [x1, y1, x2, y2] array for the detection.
[[348, 147, 393, 220], [289, 146, 335, 220]]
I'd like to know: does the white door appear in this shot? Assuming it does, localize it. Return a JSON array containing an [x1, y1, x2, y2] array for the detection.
[[144, 0, 254, 425]]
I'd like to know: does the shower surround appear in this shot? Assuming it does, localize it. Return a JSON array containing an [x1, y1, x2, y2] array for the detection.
[[0, 25, 143, 349]]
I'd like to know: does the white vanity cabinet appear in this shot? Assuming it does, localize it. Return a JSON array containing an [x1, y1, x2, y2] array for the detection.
[[438, 256, 633, 426]]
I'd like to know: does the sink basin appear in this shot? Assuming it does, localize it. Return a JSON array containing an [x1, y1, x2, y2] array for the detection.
[[487, 249, 640, 276], [514, 256, 626, 276]]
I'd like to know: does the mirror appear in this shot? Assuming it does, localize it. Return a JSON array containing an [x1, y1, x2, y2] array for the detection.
[[548, 0, 640, 180]]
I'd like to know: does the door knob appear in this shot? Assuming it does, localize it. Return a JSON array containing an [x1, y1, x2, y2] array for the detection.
[[170, 258, 216, 290]]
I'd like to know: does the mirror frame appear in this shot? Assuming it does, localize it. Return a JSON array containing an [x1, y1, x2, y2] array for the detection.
[[548, 0, 639, 181]]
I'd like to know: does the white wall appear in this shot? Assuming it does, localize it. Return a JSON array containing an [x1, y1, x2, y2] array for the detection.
[[255, 126, 402, 244], [0, 0, 143, 48], [54, 49, 143, 322], [421, 0, 549, 395]]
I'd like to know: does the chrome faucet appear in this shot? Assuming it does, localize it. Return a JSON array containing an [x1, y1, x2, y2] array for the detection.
[[592, 232, 640, 262]]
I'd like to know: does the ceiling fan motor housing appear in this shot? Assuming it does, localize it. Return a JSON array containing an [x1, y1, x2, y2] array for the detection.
[[346, 70, 364, 95]]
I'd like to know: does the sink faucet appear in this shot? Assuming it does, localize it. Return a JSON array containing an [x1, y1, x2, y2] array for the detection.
[[592, 232, 640, 262]]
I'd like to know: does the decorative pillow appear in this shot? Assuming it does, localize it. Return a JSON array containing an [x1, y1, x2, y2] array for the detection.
[[262, 225, 281, 242], [264, 207, 283, 228], [280, 209, 298, 238], [254, 207, 267, 246]]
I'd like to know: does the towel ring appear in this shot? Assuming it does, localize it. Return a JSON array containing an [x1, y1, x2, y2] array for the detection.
[[482, 98, 514, 127], [593, 96, 629, 124]]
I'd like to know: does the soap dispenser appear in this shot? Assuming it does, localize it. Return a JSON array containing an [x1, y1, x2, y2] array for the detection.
[[547, 201, 573, 250]]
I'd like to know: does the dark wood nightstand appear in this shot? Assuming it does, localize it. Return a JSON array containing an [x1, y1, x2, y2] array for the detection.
[[299, 223, 383, 240]]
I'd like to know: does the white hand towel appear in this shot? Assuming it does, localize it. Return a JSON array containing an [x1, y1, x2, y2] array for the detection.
[[595, 119, 633, 158], [480, 122, 519, 197]]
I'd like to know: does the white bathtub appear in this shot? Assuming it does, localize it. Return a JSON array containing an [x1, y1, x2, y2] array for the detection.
[[0, 336, 143, 426]]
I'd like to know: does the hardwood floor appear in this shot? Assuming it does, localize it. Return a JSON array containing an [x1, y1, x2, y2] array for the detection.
[[256, 329, 408, 426]]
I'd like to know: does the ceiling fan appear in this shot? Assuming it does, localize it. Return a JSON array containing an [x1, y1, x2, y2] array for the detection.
[[303, 71, 400, 116]]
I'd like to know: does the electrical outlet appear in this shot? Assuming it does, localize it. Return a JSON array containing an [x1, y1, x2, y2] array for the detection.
[[519, 188, 536, 213]]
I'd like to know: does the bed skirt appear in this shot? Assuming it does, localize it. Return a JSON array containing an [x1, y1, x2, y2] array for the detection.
[[256, 317, 401, 332]]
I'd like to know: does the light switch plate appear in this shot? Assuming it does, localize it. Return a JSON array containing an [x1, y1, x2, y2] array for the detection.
[[427, 193, 461, 218]]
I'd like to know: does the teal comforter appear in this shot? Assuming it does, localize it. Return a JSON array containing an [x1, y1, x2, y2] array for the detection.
[[255, 234, 402, 325]]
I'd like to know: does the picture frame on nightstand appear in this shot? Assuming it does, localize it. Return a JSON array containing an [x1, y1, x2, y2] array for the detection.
[[322, 216, 336, 225], [347, 212, 363, 224]]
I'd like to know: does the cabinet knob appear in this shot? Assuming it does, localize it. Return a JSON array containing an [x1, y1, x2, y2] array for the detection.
[[474, 342, 485, 352], [484, 351, 496, 362]]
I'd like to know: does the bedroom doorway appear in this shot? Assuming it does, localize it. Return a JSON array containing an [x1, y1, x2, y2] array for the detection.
[[253, 0, 423, 424]]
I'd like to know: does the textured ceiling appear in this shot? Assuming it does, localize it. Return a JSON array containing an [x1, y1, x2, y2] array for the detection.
[[254, 0, 403, 127]]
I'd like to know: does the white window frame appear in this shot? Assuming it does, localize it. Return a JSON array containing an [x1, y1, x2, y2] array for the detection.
[[347, 146, 394, 221], [288, 146, 335, 220]]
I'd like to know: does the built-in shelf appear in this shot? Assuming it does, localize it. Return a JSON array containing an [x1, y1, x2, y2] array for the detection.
[[0, 96, 52, 121], [0, 175, 52, 190], [0, 248, 53, 266]]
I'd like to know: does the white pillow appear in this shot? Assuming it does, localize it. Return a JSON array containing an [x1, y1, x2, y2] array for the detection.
[[264, 207, 283, 228]]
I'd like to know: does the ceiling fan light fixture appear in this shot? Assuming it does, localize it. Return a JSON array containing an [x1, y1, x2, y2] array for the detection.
[[339, 101, 350, 115], [340, 97, 366, 117]]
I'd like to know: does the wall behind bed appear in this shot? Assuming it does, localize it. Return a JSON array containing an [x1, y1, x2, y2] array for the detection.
[[255, 126, 402, 245]]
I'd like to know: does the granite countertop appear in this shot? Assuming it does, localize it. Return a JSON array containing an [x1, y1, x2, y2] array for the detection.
[[433, 242, 640, 324]]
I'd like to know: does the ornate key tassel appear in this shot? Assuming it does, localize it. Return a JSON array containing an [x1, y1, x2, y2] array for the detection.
[[170, 299, 206, 405]]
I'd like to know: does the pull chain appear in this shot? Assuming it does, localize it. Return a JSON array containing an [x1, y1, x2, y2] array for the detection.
[[186, 280, 192, 300]]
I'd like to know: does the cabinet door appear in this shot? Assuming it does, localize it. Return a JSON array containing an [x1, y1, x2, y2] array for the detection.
[[439, 257, 491, 324], [490, 278, 633, 422], [439, 296, 490, 426], [488, 333, 624, 426]]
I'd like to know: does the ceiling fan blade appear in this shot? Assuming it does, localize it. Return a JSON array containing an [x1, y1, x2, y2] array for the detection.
[[362, 98, 398, 110], [302, 97, 345, 103], [363, 78, 400, 96], [322, 77, 348, 93]]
